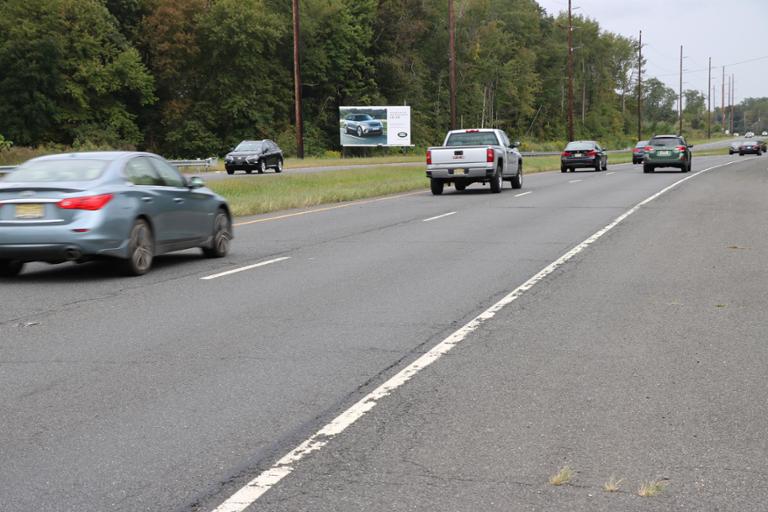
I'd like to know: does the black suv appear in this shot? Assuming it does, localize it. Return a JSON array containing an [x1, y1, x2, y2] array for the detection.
[[224, 140, 284, 175]]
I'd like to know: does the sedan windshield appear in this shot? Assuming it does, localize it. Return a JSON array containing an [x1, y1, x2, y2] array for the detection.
[[445, 132, 500, 146], [234, 141, 263, 151], [5, 159, 108, 182]]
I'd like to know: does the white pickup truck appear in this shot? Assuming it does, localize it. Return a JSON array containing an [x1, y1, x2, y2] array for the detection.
[[425, 129, 523, 195]]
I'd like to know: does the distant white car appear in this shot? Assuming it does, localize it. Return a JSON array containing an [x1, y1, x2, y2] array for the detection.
[[745, 131, 754, 138], [762, 131, 767, 136]]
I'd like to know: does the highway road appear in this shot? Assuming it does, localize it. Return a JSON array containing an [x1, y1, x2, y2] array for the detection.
[[1, 153, 766, 511]]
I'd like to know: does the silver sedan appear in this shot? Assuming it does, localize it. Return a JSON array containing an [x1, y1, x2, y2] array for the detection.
[[0, 151, 233, 276]]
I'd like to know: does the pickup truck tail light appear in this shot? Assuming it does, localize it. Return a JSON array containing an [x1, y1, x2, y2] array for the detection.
[[486, 148, 494, 163], [426, 150, 432, 165]]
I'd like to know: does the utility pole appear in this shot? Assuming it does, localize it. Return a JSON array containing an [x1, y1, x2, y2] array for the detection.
[[707, 57, 711, 139], [726, 75, 731, 133], [721, 66, 726, 132], [291, 0, 304, 158], [731, 74, 735, 134], [678, 45, 683, 135], [568, 0, 575, 142], [448, 0, 457, 130], [637, 30, 642, 141]]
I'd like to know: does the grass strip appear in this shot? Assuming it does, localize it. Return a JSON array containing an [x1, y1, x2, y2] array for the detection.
[[207, 150, 733, 217]]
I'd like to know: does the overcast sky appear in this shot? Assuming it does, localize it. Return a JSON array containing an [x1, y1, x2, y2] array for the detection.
[[535, 0, 767, 103]]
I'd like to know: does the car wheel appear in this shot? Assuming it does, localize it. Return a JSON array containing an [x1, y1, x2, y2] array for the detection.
[[275, 159, 283, 173], [594, 158, 600, 172], [226, 167, 234, 175], [511, 162, 523, 189], [245, 167, 253, 174], [643, 164, 653, 173], [739, 152, 744, 156], [560, 164, 567, 173], [0, 259, 24, 277], [202, 209, 232, 258], [602, 159, 608, 171], [454, 182, 466, 191], [257, 159, 266, 173], [122, 219, 154, 276], [430, 179, 444, 195], [490, 168, 502, 193], [357, 126, 363, 137]]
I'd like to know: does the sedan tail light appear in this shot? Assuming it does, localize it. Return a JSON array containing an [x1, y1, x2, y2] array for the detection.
[[586, 150, 598, 157], [426, 150, 432, 165], [486, 148, 494, 163], [561, 151, 572, 157], [57, 194, 114, 211]]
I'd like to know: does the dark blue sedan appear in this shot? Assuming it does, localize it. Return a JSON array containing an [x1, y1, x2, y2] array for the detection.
[[0, 152, 233, 276]]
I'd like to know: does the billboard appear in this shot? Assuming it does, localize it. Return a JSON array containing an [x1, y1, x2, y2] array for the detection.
[[339, 106, 412, 147]]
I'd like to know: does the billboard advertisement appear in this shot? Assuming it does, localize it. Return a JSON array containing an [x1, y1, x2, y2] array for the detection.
[[339, 106, 412, 147]]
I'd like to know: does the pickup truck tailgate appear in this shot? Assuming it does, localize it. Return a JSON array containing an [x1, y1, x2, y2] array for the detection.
[[430, 146, 490, 167]]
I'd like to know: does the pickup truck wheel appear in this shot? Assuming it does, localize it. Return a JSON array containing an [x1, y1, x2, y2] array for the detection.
[[454, 182, 466, 191], [490, 169, 502, 193], [511, 163, 523, 189], [430, 179, 444, 195]]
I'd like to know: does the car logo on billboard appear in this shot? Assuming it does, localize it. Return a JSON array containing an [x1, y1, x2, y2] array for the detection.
[[397, 132, 408, 138]]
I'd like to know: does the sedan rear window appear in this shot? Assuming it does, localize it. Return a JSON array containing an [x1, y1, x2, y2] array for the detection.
[[4, 159, 108, 182], [650, 137, 682, 147], [445, 132, 500, 146], [565, 142, 595, 151]]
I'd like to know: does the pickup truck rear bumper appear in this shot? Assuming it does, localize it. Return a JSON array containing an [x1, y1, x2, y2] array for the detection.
[[426, 166, 494, 180]]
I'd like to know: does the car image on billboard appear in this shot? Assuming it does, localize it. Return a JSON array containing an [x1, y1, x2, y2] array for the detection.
[[340, 107, 388, 146]]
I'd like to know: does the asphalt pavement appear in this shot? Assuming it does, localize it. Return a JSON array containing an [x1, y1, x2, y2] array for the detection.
[[1, 153, 765, 511]]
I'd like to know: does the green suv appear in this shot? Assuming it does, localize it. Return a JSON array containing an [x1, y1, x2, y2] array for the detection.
[[643, 135, 692, 173]]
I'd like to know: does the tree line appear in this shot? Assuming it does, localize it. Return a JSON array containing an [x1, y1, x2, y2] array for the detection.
[[0, 0, 762, 158]]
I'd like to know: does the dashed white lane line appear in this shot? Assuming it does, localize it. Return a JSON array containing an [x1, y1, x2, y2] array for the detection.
[[201, 257, 290, 280], [569, 179, 583, 183], [514, 191, 532, 197], [423, 211, 456, 222], [606, 172, 616, 175], [208, 160, 737, 512]]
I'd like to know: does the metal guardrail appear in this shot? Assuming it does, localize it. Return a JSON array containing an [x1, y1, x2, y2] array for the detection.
[[0, 159, 215, 176]]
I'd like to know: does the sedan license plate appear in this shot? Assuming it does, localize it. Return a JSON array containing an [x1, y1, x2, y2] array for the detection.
[[658, 150, 671, 156], [574, 153, 582, 157], [15, 203, 44, 219]]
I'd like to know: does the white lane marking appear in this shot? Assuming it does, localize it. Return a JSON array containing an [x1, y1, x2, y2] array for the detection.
[[233, 191, 424, 227], [569, 179, 582, 183], [201, 257, 290, 281], [514, 191, 532, 197], [606, 172, 616, 175], [209, 160, 737, 512], [423, 211, 456, 222]]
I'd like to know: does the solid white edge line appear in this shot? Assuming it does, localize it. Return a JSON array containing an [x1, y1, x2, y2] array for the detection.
[[209, 160, 736, 512], [514, 191, 532, 197], [201, 257, 290, 281], [423, 211, 457, 222]]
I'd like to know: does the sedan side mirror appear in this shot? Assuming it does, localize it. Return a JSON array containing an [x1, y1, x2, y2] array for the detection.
[[188, 176, 205, 189]]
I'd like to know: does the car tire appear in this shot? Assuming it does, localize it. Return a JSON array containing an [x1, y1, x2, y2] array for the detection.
[[594, 158, 600, 172], [560, 165, 567, 173], [511, 162, 523, 189], [258, 159, 266, 173], [739, 152, 744, 156], [601, 159, 608, 171], [454, 182, 466, 191], [202, 209, 232, 258], [226, 167, 234, 175], [357, 126, 363, 137], [275, 159, 283, 173], [0, 260, 24, 277], [245, 167, 253, 174], [122, 219, 154, 276], [430, 179, 444, 195], [490, 168, 502, 193], [643, 164, 653, 173]]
